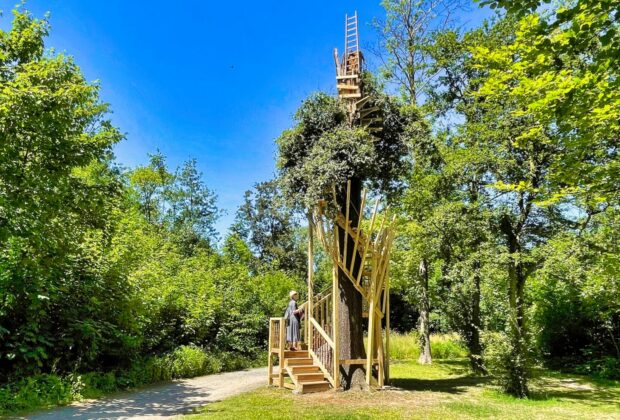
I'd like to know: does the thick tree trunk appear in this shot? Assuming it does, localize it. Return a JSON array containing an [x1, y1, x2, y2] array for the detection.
[[418, 259, 432, 365], [336, 177, 368, 390]]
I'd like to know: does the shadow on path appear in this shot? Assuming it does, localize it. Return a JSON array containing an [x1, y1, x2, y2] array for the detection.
[[27, 367, 266, 419]]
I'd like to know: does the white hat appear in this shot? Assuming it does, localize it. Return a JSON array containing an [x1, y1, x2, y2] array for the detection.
[[289, 290, 298, 299]]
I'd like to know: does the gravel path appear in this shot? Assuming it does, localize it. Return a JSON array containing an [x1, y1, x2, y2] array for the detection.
[[27, 367, 267, 419]]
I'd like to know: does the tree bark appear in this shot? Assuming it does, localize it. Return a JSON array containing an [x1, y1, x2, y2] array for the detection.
[[418, 259, 432, 364], [500, 213, 529, 397], [336, 177, 368, 390], [468, 260, 486, 374]]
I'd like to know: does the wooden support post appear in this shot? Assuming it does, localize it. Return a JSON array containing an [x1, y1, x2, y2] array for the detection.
[[332, 263, 340, 389], [376, 312, 385, 387], [343, 180, 351, 271], [357, 199, 380, 284], [278, 318, 285, 388], [366, 297, 376, 385], [349, 189, 366, 274], [307, 214, 314, 349], [385, 266, 391, 384], [268, 319, 273, 385]]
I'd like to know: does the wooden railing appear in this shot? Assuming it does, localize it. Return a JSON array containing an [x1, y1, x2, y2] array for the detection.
[[267, 317, 285, 387], [307, 290, 336, 386]]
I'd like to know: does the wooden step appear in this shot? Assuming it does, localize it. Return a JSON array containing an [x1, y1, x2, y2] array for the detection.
[[300, 380, 330, 394], [286, 357, 313, 367], [295, 372, 325, 383], [284, 350, 309, 358], [290, 365, 322, 374]]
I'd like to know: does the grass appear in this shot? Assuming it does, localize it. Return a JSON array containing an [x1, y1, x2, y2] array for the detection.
[[186, 359, 620, 419], [388, 332, 468, 360]]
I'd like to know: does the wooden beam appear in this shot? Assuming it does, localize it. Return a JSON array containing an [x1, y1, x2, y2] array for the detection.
[[340, 93, 362, 98], [366, 298, 376, 385], [279, 318, 285, 387], [337, 84, 360, 90], [340, 358, 379, 365], [332, 262, 340, 389], [349, 189, 366, 275], [343, 180, 351, 276], [307, 214, 314, 350], [267, 319, 273, 385], [360, 106, 380, 117], [357, 199, 380, 284], [385, 265, 391, 384]]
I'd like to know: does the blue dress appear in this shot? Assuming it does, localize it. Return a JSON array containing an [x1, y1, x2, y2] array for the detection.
[[286, 299, 301, 342]]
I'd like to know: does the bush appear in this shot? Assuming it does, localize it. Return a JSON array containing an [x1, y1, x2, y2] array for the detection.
[[575, 356, 620, 380], [482, 330, 532, 394], [0, 374, 79, 414]]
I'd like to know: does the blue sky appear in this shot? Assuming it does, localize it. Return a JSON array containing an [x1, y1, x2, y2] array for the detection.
[[1, 1, 491, 236]]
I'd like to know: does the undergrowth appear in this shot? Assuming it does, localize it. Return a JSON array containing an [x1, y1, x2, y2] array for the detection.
[[0, 345, 264, 416]]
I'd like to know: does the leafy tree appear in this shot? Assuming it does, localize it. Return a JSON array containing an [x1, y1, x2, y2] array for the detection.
[[0, 7, 124, 377], [129, 151, 173, 225], [372, 0, 469, 104], [478, 0, 619, 206], [232, 180, 305, 276], [169, 158, 220, 252]]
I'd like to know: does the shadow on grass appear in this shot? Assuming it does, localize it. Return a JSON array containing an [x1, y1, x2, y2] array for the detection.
[[528, 377, 620, 406], [391, 375, 492, 394]]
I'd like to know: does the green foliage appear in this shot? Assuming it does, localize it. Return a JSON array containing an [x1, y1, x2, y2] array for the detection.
[[276, 90, 412, 209], [232, 180, 306, 276], [0, 6, 127, 378], [0, 346, 261, 415]]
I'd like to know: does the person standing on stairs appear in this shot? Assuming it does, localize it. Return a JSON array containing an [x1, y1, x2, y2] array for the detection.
[[285, 290, 303, 351]]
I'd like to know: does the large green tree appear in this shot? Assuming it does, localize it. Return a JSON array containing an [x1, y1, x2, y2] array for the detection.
[[0, 7, 125, 376]]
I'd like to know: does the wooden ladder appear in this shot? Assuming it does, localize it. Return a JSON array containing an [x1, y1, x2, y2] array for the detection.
[[344, 11, 360, 75]]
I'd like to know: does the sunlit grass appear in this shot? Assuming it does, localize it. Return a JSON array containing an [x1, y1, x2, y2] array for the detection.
[[388, 332, 468, 360], [186, 359, 620, 420]]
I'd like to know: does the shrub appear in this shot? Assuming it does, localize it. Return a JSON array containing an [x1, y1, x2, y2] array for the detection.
[[0, 346, 263, 415], [575, 356, 620, 380]]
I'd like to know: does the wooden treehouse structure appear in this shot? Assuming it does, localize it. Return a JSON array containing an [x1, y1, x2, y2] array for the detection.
[[268, 13, 393, 393]]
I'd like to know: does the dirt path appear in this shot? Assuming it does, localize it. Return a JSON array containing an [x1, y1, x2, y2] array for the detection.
[[27, 367, 266, 419]]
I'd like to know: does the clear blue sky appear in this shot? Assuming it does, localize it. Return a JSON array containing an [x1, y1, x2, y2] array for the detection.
[[1, 1, 491, 236]]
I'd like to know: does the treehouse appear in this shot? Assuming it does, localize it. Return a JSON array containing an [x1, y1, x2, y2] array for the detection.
[[267, 11, 393, 394]]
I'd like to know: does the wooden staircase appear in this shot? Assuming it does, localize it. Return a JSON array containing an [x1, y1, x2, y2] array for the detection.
[[268, 319, 331, 394], [284, 349, 331, 394]]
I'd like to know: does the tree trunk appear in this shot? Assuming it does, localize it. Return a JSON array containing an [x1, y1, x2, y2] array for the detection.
[[418, 259, 432, 365], [468, 260, 486, 375], [336, 177, 368, 390], [501, 214, 529, 397]]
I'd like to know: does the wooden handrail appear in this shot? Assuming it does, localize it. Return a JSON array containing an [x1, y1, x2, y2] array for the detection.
[[310, 317, 335, 348]]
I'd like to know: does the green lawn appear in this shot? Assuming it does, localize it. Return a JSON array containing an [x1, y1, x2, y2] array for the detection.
[[185, 360, 620, 419]]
